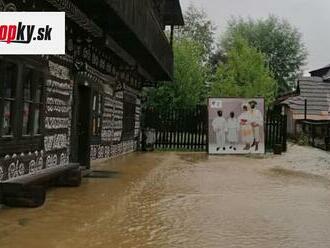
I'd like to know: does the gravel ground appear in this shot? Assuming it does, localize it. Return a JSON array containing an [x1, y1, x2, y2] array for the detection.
[[265, 143, 330, 178]]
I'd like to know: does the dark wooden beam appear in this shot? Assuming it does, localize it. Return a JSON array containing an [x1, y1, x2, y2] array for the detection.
[[78, 0, 174, 81], [0, 163, 80, 208], [170, 25, 174, 48]]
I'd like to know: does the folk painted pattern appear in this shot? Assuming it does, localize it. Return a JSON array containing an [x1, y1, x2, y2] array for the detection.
[[0, 165, 3, 181], [135, 97, 142, 138], [90, 145, 111, 161], [45, 117, 70, 130], [101, 92, 114, 143], [123, 140, 136, 153], [0, 151, 45, 182], [112, 91, 124, 142], [90, 141, 136, 161], [47, 80, 71, 96], [44, 134, 68, 152], [46, 97, 70, 114], [49, 61, 71, 81], [45, 152, 68, 169], [45, 62, 73, 162]]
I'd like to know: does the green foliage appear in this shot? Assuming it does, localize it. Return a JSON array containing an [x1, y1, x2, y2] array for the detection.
[[146, 9, 307, 112], [145, 39, 209, 112], [146, 5, 215, 112], [210, 36, 277, 106], [177, 4, 216, 61], [220, 16, 307, 93]]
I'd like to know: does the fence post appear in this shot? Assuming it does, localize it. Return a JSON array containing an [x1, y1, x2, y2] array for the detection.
[[304, 99, 307, 120], [205, 105, 209, 152], [325, 123, 330, 151], [282, 115, 288, 152], [265, 110, 269, 150]]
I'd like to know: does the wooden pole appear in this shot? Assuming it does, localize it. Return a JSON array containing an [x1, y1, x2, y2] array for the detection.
[[282, 115, 288, 152], [170, 25, 174, 48], [304, 99, 307, 120]]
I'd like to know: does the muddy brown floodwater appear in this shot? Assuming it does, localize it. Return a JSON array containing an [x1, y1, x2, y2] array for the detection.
[[1, 148, 330, 248]]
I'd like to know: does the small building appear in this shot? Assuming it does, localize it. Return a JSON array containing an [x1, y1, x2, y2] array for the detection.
[[279, 66, 330, 150], [310, 64, 330, 78], [0, 0, 184, 187]]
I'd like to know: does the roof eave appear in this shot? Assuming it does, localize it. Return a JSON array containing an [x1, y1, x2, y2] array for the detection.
[[163, 0, 184, 26]]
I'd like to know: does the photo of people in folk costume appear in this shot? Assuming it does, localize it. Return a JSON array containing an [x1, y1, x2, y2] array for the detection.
[[208, 98, 265, 154]]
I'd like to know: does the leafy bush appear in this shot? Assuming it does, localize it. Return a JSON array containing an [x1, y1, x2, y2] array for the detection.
[[296, 132, 309, 146], [210, 36, 277, 106]]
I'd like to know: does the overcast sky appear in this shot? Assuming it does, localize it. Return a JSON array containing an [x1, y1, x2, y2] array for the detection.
[[180, 0, 330, 72]]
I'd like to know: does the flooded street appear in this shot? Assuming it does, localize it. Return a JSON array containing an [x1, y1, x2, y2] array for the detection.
[[1, 147, 330, 248]]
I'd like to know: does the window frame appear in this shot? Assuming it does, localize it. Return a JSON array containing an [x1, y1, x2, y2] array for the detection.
[[91, 90, 103, 138], [0, 56, 47, 155], [21, 65, 45, 137], [0, 60, 18, 138]]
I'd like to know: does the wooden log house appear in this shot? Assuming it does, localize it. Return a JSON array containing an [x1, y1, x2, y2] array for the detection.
[[279, 65, 330, 150], [0, 0, 184, 207]]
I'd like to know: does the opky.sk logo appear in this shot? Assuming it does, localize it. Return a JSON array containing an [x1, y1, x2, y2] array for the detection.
[[0, 22, 53, 44], [0, 12, 65, 55]]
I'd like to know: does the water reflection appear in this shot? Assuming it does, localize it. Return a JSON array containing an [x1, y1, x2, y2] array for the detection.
[[0, 152, 330, 248]]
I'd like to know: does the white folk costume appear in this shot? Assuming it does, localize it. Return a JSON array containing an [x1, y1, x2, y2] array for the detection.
[[250, 108, 263, 142], [212, 116, 227, 148], [238, 110, 253, 144], [227, 117, 239, 143]]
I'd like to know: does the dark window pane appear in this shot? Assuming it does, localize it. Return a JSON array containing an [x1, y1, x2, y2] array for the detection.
[[23, 68, 33, 100], [36, 75, 44, 103], [98, 117, 101, 131], [36, 86, 42, 103], [92, 118, 97, 135], [22, 103, 31, 135], [93, 95, 97, 112], [3, 62, 18, 99], [91, 93, 103, 137], [33, 105, 40, 135], [3, 101, 13, 135], [98, 96, 102, 114]]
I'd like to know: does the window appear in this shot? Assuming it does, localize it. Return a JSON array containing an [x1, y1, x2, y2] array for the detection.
[[0, 61, 18, 137], [91, 91, 103, 137], [0, 58, 45, 140], [122, 93, 136, 140], [22, 67, 44, 136]]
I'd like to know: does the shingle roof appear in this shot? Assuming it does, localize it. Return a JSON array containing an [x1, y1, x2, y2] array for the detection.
[[282, 77, 330, 116], [323, 70, 330, 81], [309, 64, 330, 74]]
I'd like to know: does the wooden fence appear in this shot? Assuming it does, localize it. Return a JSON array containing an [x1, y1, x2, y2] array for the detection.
[[144, 106, 208, 150], [265, 113, 287, 152], [300, 121, 330, 151], [143, 106, 287, 152]]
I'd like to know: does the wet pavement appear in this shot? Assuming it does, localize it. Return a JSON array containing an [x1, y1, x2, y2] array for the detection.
[[1, 148, 330, 248]]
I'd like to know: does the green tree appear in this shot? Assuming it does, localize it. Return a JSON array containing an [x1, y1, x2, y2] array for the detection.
[[146, 39, 209, 112], [177, 4, 216, 61], [210, 36, 277, 106], [219, 16, 307, 93]]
